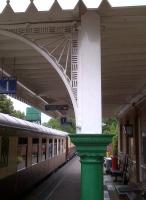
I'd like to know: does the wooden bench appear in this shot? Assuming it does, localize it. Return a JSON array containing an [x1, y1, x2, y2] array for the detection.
[[115, 184, 144, 200], [111, 154, 129, 184], [126, 192, 144, 200]]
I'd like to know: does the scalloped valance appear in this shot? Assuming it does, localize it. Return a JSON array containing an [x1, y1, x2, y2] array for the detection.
[[0, 0, 146, 13]]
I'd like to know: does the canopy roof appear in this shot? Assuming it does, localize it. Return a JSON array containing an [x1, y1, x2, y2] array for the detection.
[[0, 0, 146, 119]]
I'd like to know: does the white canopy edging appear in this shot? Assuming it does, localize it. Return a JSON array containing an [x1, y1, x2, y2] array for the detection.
[[0, 29, 78, 123], [1, 0, 146, 13]]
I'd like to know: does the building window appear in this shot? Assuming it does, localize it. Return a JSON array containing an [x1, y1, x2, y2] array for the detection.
[[41, 138, 46, 161], [17, 137, 28, 171], [48, 139, 53, 158], [142, 134, 146, 164], [32, 138, 39, 165], [54, 139, 57, 156], [0, 136, 9, 167]]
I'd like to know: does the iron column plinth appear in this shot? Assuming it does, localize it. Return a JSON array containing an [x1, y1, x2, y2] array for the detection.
[[70, 134, 113, 200]]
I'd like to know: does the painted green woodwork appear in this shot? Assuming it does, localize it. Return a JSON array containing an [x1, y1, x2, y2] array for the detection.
[[26, 107, 41, 123], [70, 134, 113, 200]]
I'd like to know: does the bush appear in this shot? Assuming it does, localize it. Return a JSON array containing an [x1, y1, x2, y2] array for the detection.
[[112, 134, 118, 155]]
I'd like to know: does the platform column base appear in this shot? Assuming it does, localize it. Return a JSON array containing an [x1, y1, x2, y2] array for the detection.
[[70, 134, 113, 200]]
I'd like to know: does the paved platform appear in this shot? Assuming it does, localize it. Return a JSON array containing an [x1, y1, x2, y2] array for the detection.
[[23, 156, 110, 200]]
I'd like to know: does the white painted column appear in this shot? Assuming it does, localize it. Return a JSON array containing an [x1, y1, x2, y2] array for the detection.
[[77, 11, 102, 134]]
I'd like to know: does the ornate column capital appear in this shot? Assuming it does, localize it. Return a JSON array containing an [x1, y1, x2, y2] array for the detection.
[[70, 134, 113, 157], [70, 134, 113, 200]]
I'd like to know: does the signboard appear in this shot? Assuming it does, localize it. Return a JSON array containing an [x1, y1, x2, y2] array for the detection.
[[26, 107, 41, 124], [45, 105, 68, 111], [60, 117, 67, 125], [0, 77, 17, 94]]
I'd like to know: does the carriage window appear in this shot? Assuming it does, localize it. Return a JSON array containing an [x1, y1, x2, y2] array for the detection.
[[61, 139, 64, 153], [41, 138, 46, 161], [58, 139, 61, 154], [54, 139, 57, 156], [0, 136, 9, 167], [49, 139, 53, 158], [63, 139, 66, 153], [17, 137, 28, 171], [32, 138, 39, 165]]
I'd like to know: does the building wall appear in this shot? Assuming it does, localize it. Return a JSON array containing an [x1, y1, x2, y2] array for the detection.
[[119, 107, 139, 183], [118, 100, 146, 184], [137, 102, 146, 182]]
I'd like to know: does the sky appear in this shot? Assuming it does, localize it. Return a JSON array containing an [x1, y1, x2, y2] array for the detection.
[[8, 96, 51, 123], [1, 0, 146, 13]]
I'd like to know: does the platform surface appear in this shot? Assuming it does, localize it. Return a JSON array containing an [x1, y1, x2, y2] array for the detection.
[[23, 156, 110, 200]]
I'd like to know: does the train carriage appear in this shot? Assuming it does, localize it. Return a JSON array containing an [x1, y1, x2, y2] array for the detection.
[[0, 113, 75, 199]]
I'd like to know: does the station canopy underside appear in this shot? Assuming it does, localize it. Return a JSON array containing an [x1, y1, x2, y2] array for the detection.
[[0, 0, 146, 119]]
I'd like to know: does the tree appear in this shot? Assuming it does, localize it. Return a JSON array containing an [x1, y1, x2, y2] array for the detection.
[[103, 118, 119, 155], [112, 134, 118, 155], [43, 118, 76, 134], [12, 110, 26, 120], [0, 95, 26, 119], [102, 118, 118, 135], [43, 118, 61, 130], [0, 95, 14, 114]]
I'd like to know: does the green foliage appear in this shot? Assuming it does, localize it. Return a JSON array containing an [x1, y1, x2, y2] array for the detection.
[[0, 95, 14, 114], [43, 118, 76, 134], [102, 118, 118, 135], [0, 94, 26, 119], [103, 118, 118, 155], [43, 118, 61, 129], [12, 110, 26, 120], [112, 134, 118, 155]]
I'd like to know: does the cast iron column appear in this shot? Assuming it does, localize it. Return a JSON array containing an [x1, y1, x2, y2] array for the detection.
[[70, 134, 113, 200]]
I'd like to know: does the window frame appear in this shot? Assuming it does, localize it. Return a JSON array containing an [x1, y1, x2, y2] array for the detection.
[[41, 138, 47, 161], [32, 138, 39, 165], [17, 138, 28, 171]]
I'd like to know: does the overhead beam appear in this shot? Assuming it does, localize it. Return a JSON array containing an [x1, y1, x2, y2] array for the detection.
[[0, 50, 39, 57]]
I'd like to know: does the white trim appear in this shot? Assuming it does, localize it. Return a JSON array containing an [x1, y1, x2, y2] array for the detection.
[[118, 89, 146, 117], [0, 29, 77, 121]]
